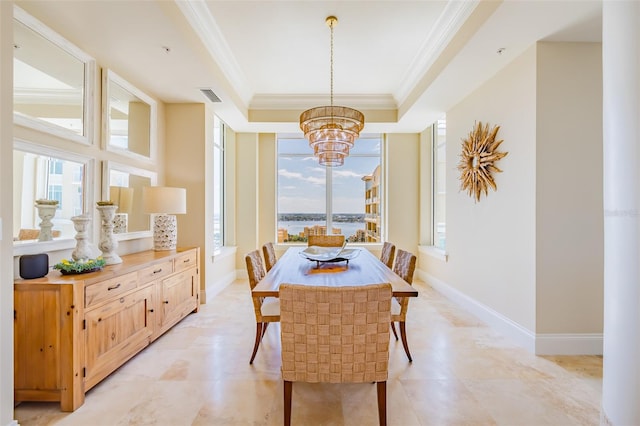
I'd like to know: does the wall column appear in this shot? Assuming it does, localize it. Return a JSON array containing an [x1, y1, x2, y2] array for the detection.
[[602, 1, 640, 424], [0, 1, 16, 424]]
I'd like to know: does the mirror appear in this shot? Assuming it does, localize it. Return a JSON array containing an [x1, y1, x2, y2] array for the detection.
[[103, 161, 157, 238], [13, 6, 95, 145], [13, 140, 93, 243], [103, 69, 157, 161]]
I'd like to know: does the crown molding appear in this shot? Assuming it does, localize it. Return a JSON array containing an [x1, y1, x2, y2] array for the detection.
[[395, 0, 480, 105], [175, 0, 252, 104], [250, 93, 397, 111]]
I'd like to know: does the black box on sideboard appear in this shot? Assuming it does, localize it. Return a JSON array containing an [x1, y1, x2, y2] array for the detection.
[[19, 253, 49, 279]]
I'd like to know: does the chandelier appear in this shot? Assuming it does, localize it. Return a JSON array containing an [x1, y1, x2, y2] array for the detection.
[[299, 16, 365, 167]]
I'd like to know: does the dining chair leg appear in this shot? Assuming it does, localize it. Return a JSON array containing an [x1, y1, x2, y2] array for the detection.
[[376, 381, 387, 426], [390, 322, 398, 341], [250, 322, 263, 364], [262, 322, 270, 338], [399, 321, 412, 362], [284, 380, 292, 426]]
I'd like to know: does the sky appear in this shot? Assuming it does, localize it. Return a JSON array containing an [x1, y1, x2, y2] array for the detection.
[[277, 137, 380, 214]]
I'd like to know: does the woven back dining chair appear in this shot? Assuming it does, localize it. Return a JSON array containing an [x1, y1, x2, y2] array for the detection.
[[262, 242, 278, 272], [245, 250, 280, 364], [307, 234, 345, 247], [391, 249, 417, 362], [280, 283, 392, 426], [380, 242, 396, 269]]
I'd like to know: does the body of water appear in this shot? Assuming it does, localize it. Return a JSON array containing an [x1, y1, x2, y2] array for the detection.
[[278, 220, 365, 239]]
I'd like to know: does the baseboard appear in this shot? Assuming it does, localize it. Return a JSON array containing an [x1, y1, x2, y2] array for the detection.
[[236, 268, 247, 280], [205, 270, 238, 300], [419, 270, 603, 355], [535, 333, 602, 355]]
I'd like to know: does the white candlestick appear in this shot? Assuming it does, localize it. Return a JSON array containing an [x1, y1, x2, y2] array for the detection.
[[97, 205, 122, 264]]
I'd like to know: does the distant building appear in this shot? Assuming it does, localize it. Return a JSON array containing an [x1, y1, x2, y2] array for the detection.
[[277, 228, 287, 243], [362, 165, 381, 242], [304, 225, 326, 237], [348, 228, 367, 243]]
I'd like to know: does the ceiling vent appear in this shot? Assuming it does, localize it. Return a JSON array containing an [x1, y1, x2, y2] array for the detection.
[[200, 88, 221, 103]]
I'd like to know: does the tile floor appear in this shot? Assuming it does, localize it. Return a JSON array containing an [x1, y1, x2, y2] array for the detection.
[[14, 278, 603, 425]]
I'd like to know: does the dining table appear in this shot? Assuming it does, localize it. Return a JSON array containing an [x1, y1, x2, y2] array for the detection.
[[252, 246, 418, 298]]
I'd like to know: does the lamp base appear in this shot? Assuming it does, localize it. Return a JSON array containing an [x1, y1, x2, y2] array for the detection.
[[153, 214, 178, 251]]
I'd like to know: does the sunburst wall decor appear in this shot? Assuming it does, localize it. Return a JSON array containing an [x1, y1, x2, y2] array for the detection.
[[457, 121, 508, 202]]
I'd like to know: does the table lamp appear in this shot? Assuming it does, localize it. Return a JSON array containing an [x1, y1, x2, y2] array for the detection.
[[142, 186, 187, 250]]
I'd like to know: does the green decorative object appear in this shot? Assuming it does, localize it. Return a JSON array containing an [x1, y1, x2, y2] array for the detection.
[[53, 257, 106, 275]]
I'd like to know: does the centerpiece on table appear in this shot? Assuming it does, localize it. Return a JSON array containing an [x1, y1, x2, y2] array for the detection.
[[53, 256, 106, 275]]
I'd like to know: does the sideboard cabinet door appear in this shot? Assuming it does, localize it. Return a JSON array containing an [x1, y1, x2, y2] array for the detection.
[[84, 285, 155, 390], [158, 268, 198, 336]]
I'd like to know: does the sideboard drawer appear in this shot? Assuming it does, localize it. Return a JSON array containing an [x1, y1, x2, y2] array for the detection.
[[174, 251, 197, 273], [138, 260, 173, 284], [85, 272, 138, 308]]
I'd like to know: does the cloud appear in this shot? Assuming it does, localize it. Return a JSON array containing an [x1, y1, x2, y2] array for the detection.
[[278, 168, 325, 185], [333, 169, 363, 178]]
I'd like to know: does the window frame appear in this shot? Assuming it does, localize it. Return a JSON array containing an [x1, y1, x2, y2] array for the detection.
[[212, 115, 225, 252], [276, 134, 383, 244], [431, 119, 446, 250]]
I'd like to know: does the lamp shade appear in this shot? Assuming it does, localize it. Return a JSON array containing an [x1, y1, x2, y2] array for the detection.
[[142, 186, 187, 214]]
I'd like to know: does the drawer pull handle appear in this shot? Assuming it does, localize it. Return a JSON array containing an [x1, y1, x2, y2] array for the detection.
[[149, 309, 154, 313], [164, 301, 169, 304], [107, 283, 121, 291], [183, 259, 190, 263], [153, 269, 163, 274]]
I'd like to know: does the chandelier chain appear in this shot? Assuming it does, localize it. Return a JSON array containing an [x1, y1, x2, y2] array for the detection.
[[330, 18, 334, 108]]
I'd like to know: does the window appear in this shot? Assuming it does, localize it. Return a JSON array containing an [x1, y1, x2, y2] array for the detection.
[[432, 119, 446, 249], [47, 184, 63, 208], [212, 115, 225, 251], [277, 135, 382, 243], [50, 159, 63, 175]]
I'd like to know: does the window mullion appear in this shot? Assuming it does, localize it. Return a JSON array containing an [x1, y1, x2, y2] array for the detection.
[[326, 166, 333, 233]]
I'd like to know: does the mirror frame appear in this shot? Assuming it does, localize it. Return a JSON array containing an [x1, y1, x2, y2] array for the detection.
[[13, 139, 95, 256], [102, 69, 157, 162], [102, 161, 157, 241], [13, 5, 96, 146]]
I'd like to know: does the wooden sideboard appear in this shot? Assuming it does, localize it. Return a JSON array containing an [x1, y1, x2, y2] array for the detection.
[[14, 247, 200, 411]]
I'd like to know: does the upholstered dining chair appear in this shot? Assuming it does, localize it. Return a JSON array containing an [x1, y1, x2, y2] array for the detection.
[[262, 242, 277, 272], [380, 242, 396, 269], [280, 283, 392, 426], [307, 234, 345, 247], [391, 249, 417, 362], [245, 250, 280, 364]]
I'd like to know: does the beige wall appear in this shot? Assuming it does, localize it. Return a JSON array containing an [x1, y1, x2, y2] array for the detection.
[[386, 133, 421, 255], [258, 133, 276, 247], [535, 42, 603, 333], [424, 42, 604, 340], [1, 2, 14, 423], [165, 103, 209, 300], [445, 44, 538, 331], [235, 132, 260, 267]]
